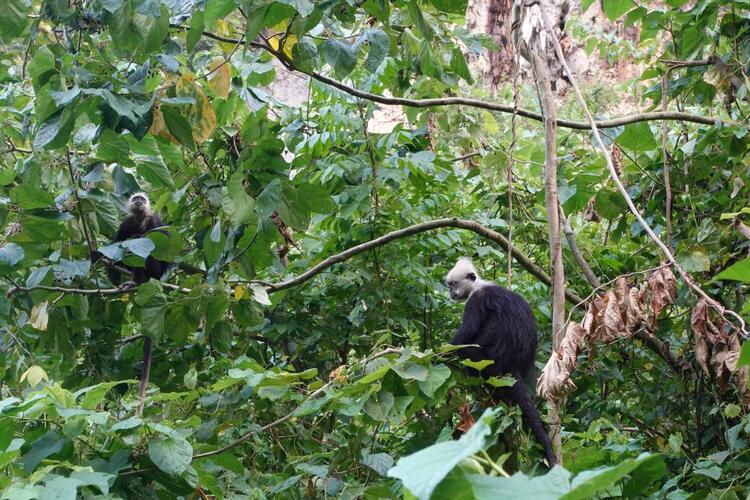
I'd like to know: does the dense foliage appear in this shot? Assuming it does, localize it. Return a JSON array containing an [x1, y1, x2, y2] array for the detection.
[[1, 0, 750, 498]]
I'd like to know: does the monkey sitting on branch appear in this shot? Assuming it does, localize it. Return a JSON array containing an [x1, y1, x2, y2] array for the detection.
[[445, 256, 557, 466], [94, 192, 168, 291]]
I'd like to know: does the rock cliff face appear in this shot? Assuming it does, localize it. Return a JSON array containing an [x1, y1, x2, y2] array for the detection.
[[268, 1, 641, 132]]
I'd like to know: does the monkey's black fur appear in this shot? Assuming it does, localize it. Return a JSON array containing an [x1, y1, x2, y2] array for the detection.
[[107, 211, 168, 285], [450, 284, 557, 466]]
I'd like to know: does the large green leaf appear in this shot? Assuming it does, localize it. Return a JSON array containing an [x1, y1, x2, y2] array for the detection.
[[222, 172, 257, 227], [388, 408, 498, 499], [161, 106, 196, 151], [430, 0, 468, 14], [321, 39, 357, 78], [0, 0, 27, 41], [715, 258, 750, 282], [148, 435, 193, 475]]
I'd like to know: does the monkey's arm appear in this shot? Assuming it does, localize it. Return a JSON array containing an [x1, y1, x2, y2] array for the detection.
[[112, 217, 135, 242], [449, 296, 483, 345]]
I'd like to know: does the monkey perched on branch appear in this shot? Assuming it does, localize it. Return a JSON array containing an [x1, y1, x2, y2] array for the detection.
[[93, 192, 168, 290]]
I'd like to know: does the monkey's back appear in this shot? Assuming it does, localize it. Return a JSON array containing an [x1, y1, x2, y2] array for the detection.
[[462, 284, 538, 378]]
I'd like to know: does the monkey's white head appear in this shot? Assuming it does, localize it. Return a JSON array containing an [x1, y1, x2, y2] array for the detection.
[[445, 256, 484, 302], [128, 192, 151, 216]]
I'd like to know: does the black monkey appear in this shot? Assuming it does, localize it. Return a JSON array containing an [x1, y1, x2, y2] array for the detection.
[[445, 256, 557, 466], [106, 192, 168, 290]]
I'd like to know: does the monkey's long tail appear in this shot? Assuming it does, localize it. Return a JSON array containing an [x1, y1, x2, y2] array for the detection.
[[498, 382, 558, 467], [136, 336, 153, 417]]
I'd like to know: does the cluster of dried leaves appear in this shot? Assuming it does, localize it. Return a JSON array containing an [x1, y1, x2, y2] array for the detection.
[[692, 300, 750, 406], [537, 266, 678, 403], [538, 266, 750, 407]]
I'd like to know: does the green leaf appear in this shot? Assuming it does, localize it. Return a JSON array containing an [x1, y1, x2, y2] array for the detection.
[[222, 172, 257, 227], [244, 4, 270, 45], [602, 0, 635, 20], [450, 48, 473, 84], [97, 128, 131, 163], [278, 0, 314, 16], [0, 243, 25, 272], [388, 408, 499, 499], [715, 258, 750, 282], [0, 0, 27, 41], [419, 44, 442, 79], [430, 0, 468, 14], [615, 122, 657, 151], [204, 0, 236, 22], [678, 248, 710, 273], [738, 341, 750, 368], [148, 434, 193, 475], [136, 280, 168, 343], [364, 29, 390, 72], [256, 179, 282, 219], [147, 227, 184, 261], [21, 431, 68, 473], [161, 106, 196, 151], [407, 0, 434, 41], [34, 107, 75, 150], [292, 37, 320, 73], [562, 453, 664, 500], [465, 467, 572, 500], [77, 380, 136, 409], [121, 237, 156, 258], [418, 364, 451, 398], [186, 10, 204, 52], [321, 39, 357, 78], [27, 45, 56, 86]]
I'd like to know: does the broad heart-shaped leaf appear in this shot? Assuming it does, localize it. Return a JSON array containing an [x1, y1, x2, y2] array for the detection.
[[387, 408, 499, 500], [715, 258, 750, 282], [222, 172, 257, 227], [615, 121, 657, 151], [121, 238, 156, 258], [135, 280, 167, 343], [148, 434, 193, 475], [161, 105, 196, 150], [292, 37, 320, 73], [321, 39, 357, 78], [27, 45, 56, 86]]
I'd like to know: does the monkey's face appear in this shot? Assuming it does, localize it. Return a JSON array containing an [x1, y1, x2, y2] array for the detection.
[[129, 195, 149, 215], [446, 273, 476, 302]]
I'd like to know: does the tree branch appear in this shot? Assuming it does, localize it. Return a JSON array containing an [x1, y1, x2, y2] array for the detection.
[[169, 25, 736, 131], [260, 217, 584, 304]]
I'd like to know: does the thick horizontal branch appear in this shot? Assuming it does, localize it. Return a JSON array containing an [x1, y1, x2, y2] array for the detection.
[[6, 281, 191, 296], [171, 25, 737, 131], [262, 217, 584, 304]]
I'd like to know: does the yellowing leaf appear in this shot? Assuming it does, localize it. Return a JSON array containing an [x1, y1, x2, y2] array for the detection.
[[20, 365, 49, 387], [215, 20, 238, 53], [149, 104, 179, 145], [30, 301, 49, 331], [208, 56, 232, 99], [268, 34, 298, 60], [234, 284, 248, 300], [176, 74, 217, 145]]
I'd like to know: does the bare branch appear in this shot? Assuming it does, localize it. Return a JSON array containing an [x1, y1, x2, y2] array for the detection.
[[260, 217, 584, 304]]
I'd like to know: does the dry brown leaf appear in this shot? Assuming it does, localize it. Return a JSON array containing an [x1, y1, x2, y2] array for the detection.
[[456, 403, 476, 433], [602, 290, 626, 341], [176, 74, 217, 145], [626, 286, 647, 334], [648, 267, 677, 321]]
